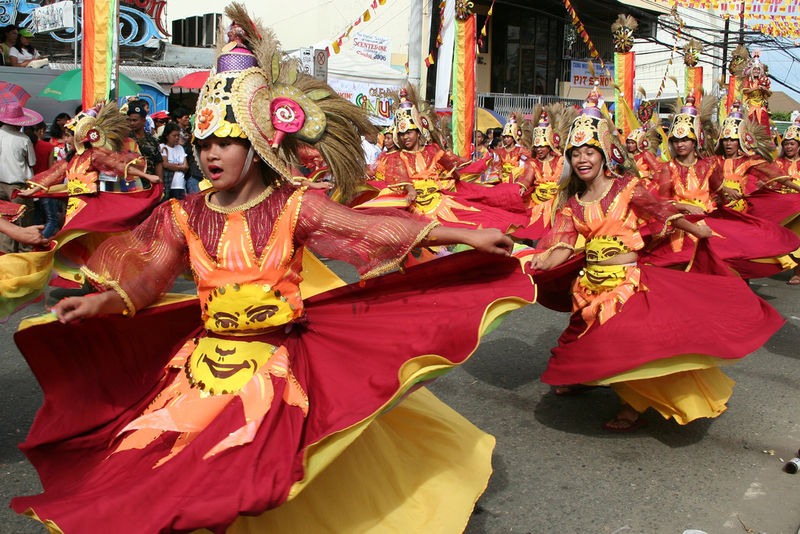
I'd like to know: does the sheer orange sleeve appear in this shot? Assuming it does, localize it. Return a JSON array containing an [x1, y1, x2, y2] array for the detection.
[[295, 192, 439, 278], [438, 149, 471, 172], [630, 180, 683, 237], [27, 159, 68, 190], [91, 146, 145, 180], [536, 206, 579, 255], [82, 203, 189, 315], [748, 160, 791, 190]]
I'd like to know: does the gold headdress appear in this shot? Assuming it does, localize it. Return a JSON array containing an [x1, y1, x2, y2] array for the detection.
[[532, 107, 557, 152], [194, 3, 374, 200], [611, 14, 637, 54], [564, 84, 629, 177], [501, 112, 522, 143], [70, 102, 130, 155], [783, 115, 800, 143], [391, 85, 440, 146], [716, 101, 775, 160]]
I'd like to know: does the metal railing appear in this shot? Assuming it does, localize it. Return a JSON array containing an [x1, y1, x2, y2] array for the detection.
[[477, 92, 583, 116]]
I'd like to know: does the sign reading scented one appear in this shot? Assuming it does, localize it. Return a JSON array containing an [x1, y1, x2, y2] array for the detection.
[[351, 32, 392, 66]]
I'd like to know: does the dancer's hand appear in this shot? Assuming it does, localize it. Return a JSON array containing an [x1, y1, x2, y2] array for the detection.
[[465, 228, 513, 256], [53, 292, 126, 323], [676, 202, 704, 215], [721, 186, 742, 201], [404, 185, 417, 203], [16, 187, 37, 198], [10, 224, 49, 247], [143, 173, 161, 184], [299, 179, 334, 190]]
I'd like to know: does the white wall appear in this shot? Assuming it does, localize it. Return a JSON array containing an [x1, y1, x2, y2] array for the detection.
[[166, 0, 413, 68]]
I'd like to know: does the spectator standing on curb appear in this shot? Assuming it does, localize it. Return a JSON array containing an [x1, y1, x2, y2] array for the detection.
[[159, 121, 188, 200], [1, 25, 18, 65], [172, 106, 203, 194], [0, 102, 41, 252], [127, 100, 163, 186]]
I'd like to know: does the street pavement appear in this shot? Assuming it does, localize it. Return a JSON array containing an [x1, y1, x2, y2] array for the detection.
[[0, 265, 798, 534]]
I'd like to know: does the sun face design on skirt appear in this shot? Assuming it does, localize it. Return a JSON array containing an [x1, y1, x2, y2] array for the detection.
[[414, 178, 442, 212]]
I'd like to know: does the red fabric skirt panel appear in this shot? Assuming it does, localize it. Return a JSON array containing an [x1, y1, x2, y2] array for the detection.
[[542, 264, 784, 385], [11, 251, 534, 533]]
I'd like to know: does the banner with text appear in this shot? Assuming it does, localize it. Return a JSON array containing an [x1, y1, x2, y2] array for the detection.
[[352, 32, 392, 66], [570, 61, 614, 88], [327, 77, 399, 126]]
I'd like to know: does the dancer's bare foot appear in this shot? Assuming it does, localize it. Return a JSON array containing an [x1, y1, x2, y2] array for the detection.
[[602, 404, 647, 433]]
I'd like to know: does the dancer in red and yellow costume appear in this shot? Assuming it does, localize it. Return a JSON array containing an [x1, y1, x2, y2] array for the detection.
[[625, 126, 662, 191], [511, 103, 573, 241], [485, 112, 533, 184], [10, 6, 536, 532], [741, 49, 772, 136], [528, 91, 784, 432], [641, 96, 799, 278], [765, 116, 800, 284], [0, 102, 163, 318], [357, 87, 527, 233]]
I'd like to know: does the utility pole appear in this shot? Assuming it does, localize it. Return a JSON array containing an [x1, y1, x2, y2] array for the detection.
[[738, 0, 745, 45]]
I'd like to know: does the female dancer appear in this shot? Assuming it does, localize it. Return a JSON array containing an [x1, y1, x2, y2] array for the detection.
[[10, 6, 535, 532], [529, 91, 783, 431]]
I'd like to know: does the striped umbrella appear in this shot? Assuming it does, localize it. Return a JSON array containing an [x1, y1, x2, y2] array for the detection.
[[0, 81, 31, 105]]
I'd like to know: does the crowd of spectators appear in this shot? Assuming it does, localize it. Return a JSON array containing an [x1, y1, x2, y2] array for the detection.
[[0, 25, 46, 68], [0, 96, 204, 251]]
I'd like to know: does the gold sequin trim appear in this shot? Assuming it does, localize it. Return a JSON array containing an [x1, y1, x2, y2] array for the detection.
[[205, 185, 275, 214], [361, 219, 441, 279], [80, 266, 137, 317]]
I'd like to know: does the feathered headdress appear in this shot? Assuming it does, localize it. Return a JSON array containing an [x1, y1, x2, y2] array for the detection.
[[729, 45, 750, 78], [71, 102, 130, 155], [193, 3, 374, 201], [683, 38, 703, 67], [611, 14, 637, 53], [716, 101, 775, 160], [501, 111, 522, 143], [391, 85, 441, 146]]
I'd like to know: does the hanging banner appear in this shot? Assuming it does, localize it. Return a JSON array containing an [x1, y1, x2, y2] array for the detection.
[[352, 32, 392, 66], [29, 1, 74, 33], [614, 52, 635, 134], [685, 66, 703, 107], [83, 0, 117, 108], [451, 7, 475, 157], [327, 78, 399, 126], [570, 61, 614, 88]]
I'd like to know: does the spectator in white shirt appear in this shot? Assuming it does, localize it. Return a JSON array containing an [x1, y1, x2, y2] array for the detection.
[[9, 28, 41, 67], [159, 122, 188, 200], [0, 101, 42, 252]]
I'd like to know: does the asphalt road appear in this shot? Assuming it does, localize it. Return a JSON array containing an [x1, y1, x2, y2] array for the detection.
[[1, 266, 798, 534]]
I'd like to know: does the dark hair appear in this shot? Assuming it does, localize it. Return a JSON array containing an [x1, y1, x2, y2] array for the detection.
[[489, 137, 502, 150], [492, 127, 502, 138], [74, 104, 83, 115], [13, 33, 35, 55], [48, 113, 71, 140], [171, 107, 189, 119], [159, 121, 182, 144], [22, 125, 37, 145], [127, 100, 148, 118], [0, 25, 17, 44]]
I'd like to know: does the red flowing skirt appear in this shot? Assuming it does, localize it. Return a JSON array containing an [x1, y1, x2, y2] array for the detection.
[[542, 263, 783, 385], [640, 207, 800, 278], [11, 251, 534, 533]]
